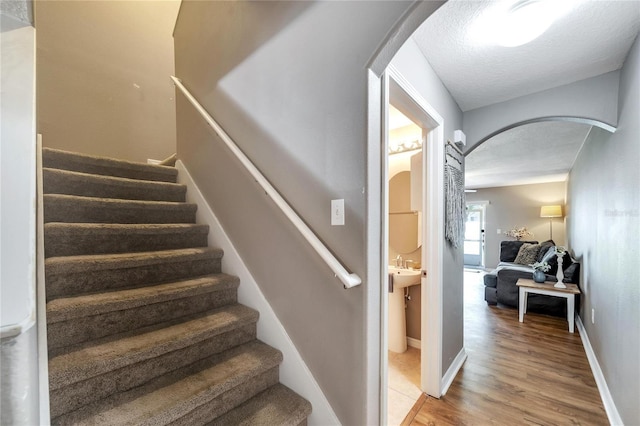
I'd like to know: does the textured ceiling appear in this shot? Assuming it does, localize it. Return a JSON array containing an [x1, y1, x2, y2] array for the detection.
[[465, 121, 592, 188], [410, 0, 639, 189], [413, 0, 640, 112]]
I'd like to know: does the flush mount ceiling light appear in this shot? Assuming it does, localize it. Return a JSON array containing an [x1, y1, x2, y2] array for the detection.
[[470, 0, 578, 47]]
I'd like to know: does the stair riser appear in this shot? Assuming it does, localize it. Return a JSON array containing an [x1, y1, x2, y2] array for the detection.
[[43, 149, 178, 183], [48, 288, 238, 351], [50, 324, 257, 419], [45, 227, 209, 257], [43, 169, 186, 202], [46, 258, 221, 299], [44, 196, 196, 224], [173, 368, 279, 426]]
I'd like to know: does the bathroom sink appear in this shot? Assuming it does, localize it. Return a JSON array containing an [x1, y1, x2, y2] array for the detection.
[[388, 266, 421, 288]]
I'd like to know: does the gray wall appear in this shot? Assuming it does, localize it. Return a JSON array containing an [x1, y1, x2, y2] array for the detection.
[[36, 0, 180, 162], [173, 2, 417, 424], [566, 35, 639, 424], [466, 182, 567, 269], [463, 71, 620, 153], [390, 37, 465, 373]]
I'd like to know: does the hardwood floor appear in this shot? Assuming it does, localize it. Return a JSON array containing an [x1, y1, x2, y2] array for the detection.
[[403, 271, 608, 425]]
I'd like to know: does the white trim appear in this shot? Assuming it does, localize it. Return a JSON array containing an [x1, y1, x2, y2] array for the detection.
[[576, 315, 623, 426], [171, 76, 360, 289], [407, 337, 421, 349], [36, 134, 51, 424], [377, 71, 390, 426], [440, 348, 467, 396], [146, 158, 162, 165], [176, 160, 339, 426], [365, 69, 385, 426]]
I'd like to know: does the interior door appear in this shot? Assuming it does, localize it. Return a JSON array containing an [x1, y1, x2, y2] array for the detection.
[[464, 204, 484, 267]]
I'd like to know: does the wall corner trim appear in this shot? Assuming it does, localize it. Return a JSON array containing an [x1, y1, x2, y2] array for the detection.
[[175, 160, 340, 426], [575, 315, 623, 425], [440, 347, 467, 396]]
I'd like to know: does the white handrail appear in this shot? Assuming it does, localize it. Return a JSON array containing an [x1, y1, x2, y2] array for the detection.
[[171, 76, 361, 289]]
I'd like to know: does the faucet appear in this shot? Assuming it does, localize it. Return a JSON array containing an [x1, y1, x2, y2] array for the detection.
[[395, 254, 403, 267]]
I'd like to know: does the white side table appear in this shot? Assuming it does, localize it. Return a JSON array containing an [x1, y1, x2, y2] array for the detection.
[[516, 278, 581, 333]]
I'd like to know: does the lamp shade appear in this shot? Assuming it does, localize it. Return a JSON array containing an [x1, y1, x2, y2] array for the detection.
[[540, 205, 563, 218]]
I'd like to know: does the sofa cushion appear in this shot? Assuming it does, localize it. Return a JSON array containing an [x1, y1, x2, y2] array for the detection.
[[514, 243, 541, 265], [499, 240, 538, 262]]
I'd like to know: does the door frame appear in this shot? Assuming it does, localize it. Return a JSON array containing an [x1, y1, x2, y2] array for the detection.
[[379, 65, 445, 421]]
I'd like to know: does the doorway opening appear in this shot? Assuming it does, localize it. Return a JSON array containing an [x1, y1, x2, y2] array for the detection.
[[382, 66, 445, 424], [464, 203, 486, 269]]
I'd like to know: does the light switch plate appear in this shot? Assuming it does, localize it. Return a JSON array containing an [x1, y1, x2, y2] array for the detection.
[[331, 199, 345, 226]]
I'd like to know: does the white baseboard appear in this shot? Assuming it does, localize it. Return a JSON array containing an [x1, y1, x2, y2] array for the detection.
[[576, 315, 622, 425], [406, 337, 421, 349], [440, 347, 467, 396], [176, 161, 339, 426]]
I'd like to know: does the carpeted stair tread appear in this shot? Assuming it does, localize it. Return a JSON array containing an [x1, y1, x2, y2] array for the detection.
[[44, 223, 209, 257], [42, 147, 311, 424], [52, 341, 283, 426], [43, 167, 187, 202], [47, 274, 238, 323], [48, 304, 260, 390], [44, 194, 197, 224], [45, 248, 223, 299], [46, 247, 221, 274], [42, 147, 178, 183], [208, 383, 312, 426], [46, 274, 240, 350]]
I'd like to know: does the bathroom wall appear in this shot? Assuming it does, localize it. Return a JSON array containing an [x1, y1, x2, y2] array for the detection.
[[388, 151, 422, 341]]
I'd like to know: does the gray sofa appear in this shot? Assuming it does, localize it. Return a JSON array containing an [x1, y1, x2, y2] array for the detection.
[[483, 240, 580, 316]]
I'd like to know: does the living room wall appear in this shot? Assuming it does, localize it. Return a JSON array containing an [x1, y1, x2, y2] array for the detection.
[[466, 181, 567, 269], [566, 35, 639, 424]]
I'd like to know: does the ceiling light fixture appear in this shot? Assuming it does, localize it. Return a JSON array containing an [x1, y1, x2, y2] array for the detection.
[[470, 0, 578, 47]]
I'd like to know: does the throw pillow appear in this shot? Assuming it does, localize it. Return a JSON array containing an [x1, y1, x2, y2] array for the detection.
[[513, 243, 541, 265], [540, 246, 557, 263], [536, 240, 556, 262]]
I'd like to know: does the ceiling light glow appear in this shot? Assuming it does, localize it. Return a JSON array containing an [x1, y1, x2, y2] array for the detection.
[[470, 0, 579, 47]]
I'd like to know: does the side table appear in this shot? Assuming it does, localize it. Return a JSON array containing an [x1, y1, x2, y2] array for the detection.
[[516, 278, 581, 333]]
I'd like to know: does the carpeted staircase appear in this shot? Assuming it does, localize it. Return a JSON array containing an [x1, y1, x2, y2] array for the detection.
[[42, 148, 312, 425]]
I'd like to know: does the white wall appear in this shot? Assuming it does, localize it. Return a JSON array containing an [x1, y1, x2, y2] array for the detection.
[[390, 37, 465, 375], [0, 12, 40, 426], [566, 35, 639, 424], [466, 182, 567, 269], [1, 14, 36, 335]]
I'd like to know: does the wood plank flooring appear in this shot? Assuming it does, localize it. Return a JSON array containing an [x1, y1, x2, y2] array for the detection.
[[403, 271, 608, 425]]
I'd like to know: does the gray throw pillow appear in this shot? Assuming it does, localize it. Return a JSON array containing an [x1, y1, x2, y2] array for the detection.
[[540, 246, 557, 263], [514, 243, 541, 265]]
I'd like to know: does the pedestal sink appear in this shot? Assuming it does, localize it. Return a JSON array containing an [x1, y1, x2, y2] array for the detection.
[[388, 267, 421, 353]]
